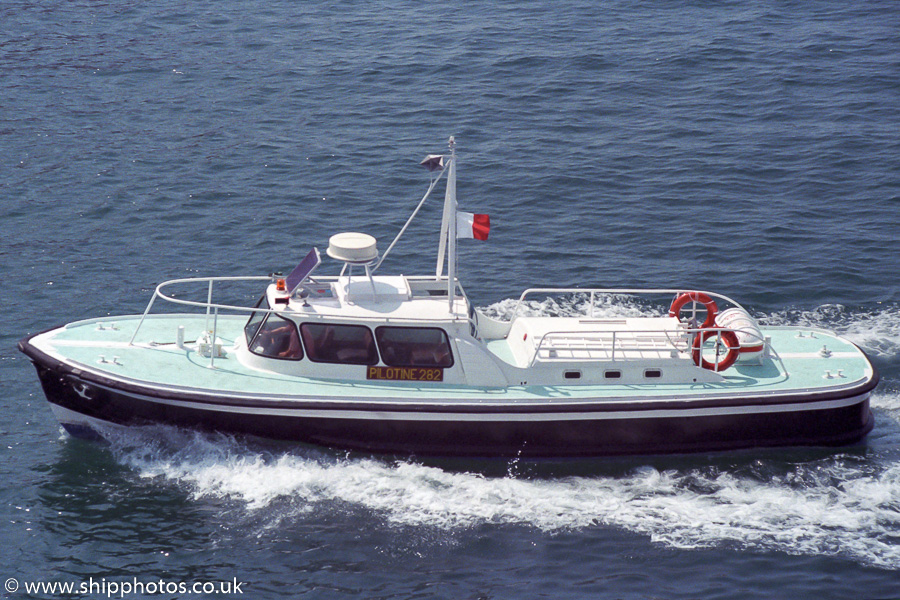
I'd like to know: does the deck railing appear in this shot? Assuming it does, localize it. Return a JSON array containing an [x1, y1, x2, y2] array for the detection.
[[528, 325, 769, 372], [127, 275, 474, 367], [128, 278, 772, 372], [127, 276, 272, 367]]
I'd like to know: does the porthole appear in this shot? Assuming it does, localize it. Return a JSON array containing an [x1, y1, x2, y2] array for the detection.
[[604, 370, 622, 379], [644, 368, 662, 379]]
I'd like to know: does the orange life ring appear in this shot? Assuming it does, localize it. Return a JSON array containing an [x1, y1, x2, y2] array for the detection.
[[669, 292, 718, 329], [692, 329, 740, 371]]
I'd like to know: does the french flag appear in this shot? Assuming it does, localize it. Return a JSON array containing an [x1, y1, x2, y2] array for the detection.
[[456, 211, 490, 241]]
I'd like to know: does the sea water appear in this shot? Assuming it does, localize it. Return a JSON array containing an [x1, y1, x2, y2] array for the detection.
[[2, 0, 899, 598]]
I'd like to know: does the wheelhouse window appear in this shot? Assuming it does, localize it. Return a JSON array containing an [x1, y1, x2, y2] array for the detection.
[[249, 315, 303, 360], [244, 295, 270, 344], [375, 326, 453, 368], [300, 323, 378, 365]]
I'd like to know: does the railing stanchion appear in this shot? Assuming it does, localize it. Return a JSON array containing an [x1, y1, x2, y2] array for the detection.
[[128, 292, 158, 346], [205, 280, 214, 333], [209, 307, 219, 369]]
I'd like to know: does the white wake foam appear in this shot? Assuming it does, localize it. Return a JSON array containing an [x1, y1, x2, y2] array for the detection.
[[479, 293, 665, 321], [104, 422, 900, 570], [759, 303, 900, 359]]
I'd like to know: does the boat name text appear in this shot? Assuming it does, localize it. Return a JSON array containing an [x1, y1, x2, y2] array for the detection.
[[367, 366, 444, 382]]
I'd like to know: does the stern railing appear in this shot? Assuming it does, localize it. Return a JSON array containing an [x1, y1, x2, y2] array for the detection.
[[527, 325, 767, 372]]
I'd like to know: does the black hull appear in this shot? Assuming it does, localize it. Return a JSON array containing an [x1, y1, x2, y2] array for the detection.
[[23, 341, 878, 458]]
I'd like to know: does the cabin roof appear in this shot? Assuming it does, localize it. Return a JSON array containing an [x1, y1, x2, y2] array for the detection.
[[270, 276, 470, 325]]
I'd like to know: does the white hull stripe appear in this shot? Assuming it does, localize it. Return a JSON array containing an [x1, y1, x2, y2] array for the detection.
[[60, 361, 875, 408], [83, 384, 870, 423]]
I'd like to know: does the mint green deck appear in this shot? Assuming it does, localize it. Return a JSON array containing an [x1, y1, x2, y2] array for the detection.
[[33, 314, 874, 404]]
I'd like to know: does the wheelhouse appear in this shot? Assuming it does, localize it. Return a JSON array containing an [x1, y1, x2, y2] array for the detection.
[[240, 284, 460, 380]]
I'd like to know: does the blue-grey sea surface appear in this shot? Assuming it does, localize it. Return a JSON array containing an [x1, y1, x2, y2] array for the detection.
[[2, 1, 899, 598]]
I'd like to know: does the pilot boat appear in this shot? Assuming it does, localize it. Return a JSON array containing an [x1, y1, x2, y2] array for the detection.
[[18, 138, 878, 457]]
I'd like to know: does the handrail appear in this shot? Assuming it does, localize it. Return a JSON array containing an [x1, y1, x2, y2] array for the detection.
[[151, 275, 470, 317], [128, 276, 272, 348], [529, 326, 689, 368], [127, 275, 472, 350], [155, 275, 272, 313], [528, 325, 767, 372]]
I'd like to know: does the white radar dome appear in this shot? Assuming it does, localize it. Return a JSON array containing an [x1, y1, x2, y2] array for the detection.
[[326, 232, 378, 263]]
